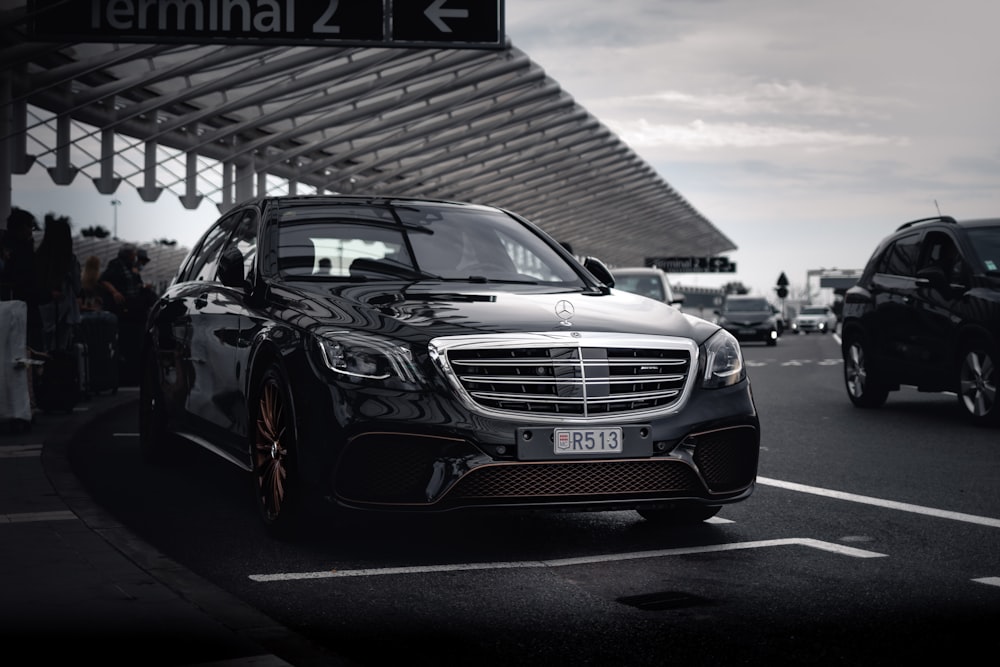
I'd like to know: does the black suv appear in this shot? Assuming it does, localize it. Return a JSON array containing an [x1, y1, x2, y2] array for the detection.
[[841, 215, 1000, 425]]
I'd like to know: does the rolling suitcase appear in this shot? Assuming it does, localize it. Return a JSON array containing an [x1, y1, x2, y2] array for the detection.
[[33, 345, 85, 413], [78, 311, 119, 395]]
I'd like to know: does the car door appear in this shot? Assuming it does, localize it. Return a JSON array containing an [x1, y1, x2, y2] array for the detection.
[[867, 231, 924, 377], [910, 230, 968, 385], [165, 208, 256, 458]]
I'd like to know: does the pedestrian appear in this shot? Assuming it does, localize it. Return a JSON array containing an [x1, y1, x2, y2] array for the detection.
[[78, 255, 108, 313], [99, 244, 144, 385], [99, 244, 142, 317], [134, 247, 158, 314], [33, 213, 81, 352]]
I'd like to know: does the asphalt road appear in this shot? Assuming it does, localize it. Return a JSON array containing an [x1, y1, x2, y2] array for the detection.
[[71, 330, 1000, 666]]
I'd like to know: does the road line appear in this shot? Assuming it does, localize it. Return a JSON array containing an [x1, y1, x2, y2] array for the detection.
[[1, 510, 77, 524], [758, 476, 1000, 528], [0, 444, 43, 458], [248, 538, 885, 582], [972, 577, 1000, 588]]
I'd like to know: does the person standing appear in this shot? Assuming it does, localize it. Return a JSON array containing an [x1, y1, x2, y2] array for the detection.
[[99, 244, 144, 385], [33, 213, 81, 352], [99, 244, 142, 316], [1, 208, 43, 352], [78, 255, 109, 313]]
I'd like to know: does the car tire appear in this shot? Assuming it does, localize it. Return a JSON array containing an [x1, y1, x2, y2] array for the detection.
[[637, 504, 721, 524], [138, 351, 171, 465], [250, 362, 308, 540], [843, 334, 889, 408], [957, 340, 999, 426]]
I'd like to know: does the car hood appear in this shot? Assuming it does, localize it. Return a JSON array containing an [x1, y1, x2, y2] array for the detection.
[[274, 280, 719, 344]]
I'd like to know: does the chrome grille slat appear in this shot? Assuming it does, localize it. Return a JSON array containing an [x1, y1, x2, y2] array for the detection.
[[461, 374, 685, 385], [450, 357, 688, 367], [430, 332, 698, 421], [470, 390, 681, 404]]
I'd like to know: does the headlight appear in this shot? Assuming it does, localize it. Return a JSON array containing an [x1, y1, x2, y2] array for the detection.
[[700, 329, 745, 389], [314, 331, 424, 388]]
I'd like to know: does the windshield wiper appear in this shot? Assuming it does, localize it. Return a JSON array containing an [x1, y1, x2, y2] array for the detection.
[[348, 257, 440, 280]]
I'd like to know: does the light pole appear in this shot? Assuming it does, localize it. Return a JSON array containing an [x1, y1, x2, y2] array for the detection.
[[110, 198, 121, 239]]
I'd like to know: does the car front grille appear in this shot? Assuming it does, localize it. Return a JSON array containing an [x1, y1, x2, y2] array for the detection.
[[447, 459, 701, 501], [430, 333, 697, 421]]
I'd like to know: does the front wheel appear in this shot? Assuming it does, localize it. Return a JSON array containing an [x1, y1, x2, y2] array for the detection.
[[957, 342, 999, 426], [251, 363, 308, 539], [843, 335, 889, 408]]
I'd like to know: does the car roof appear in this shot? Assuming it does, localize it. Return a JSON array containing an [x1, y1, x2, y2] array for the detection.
[[893, 215, 1000, 234]]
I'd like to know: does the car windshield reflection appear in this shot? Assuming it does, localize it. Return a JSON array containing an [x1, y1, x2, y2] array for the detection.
[[276, 202, 582, 285]]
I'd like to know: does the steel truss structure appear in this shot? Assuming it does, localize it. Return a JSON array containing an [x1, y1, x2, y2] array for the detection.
[[0, 4, 736, 267]]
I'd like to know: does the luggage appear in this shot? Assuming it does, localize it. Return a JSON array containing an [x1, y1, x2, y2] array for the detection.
[[0, 301, 33, 432], [77, 311, 119, 395], [33, 345, 85, 413]]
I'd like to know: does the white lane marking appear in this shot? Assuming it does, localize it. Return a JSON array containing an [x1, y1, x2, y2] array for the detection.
[[0, 444, 43, 458], [972, 577, 1000, 587], [758, 477, 1000, 528], [706, 516, 733, 524], [1, 510, 77, 524], [248, 538, 885, 582]]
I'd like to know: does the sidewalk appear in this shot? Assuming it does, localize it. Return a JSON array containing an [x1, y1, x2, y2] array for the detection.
[[0, 388, 345, 666]]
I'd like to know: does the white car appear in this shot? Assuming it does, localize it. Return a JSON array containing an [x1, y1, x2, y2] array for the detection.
[[792, 304, 838, 334], [611, 266, 685, 309]]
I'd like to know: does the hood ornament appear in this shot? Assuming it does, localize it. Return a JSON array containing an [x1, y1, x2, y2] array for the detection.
[[555, 300, 575, 327]]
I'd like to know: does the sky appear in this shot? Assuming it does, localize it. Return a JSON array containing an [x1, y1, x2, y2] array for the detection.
[[9, 0, 1000, 299]]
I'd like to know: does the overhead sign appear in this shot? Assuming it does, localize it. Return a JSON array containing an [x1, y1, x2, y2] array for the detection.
[[27, 0, 505, 49], [647, 256, 736, 273]]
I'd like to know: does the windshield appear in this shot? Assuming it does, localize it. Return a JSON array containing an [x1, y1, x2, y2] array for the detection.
[[724, 298, 770, 312], [613, 273, 665, 301], [274, 201, 583, 284]]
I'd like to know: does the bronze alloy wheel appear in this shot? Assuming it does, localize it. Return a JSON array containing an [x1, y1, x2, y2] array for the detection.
[[252, 364, 302, 537], [958, 343, 999, 425]]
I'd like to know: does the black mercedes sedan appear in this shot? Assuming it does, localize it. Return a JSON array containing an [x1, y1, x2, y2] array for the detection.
[[140, 195, 760, 538]]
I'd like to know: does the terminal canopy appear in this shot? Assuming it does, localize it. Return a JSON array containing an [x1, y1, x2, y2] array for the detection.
[[1, 4, 737, 267]]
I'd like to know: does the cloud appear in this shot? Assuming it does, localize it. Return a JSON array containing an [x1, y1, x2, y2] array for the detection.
[[608, 117, 908, 151], [607, 81, 900, 120]]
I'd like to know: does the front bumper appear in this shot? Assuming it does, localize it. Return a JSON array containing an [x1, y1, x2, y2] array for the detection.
[[332, 420, 759, 511]]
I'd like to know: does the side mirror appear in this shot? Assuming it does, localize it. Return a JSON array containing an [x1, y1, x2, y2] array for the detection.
[[217, 247, 248, 289], [582, 256, 615, 288]]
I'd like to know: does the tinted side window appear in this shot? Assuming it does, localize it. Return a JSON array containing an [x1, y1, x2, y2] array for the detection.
[[182, 212, 243, 283], [228, 209, 259, 280], [875, 232, 921, 277], [919, 231, 965, 282]]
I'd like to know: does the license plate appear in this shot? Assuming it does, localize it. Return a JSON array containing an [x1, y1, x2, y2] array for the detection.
[[739, 328, 756, 335], [553, 427, 623, 455]]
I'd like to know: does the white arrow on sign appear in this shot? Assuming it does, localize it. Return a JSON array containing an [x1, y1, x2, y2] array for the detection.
[[425, 0, 469, 33]]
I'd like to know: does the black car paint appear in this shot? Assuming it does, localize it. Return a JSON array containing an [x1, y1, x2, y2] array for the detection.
[[144, 196, 760, 519]]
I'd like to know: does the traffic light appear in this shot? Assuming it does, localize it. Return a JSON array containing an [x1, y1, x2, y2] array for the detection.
[[775, 272, 789, 299]]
